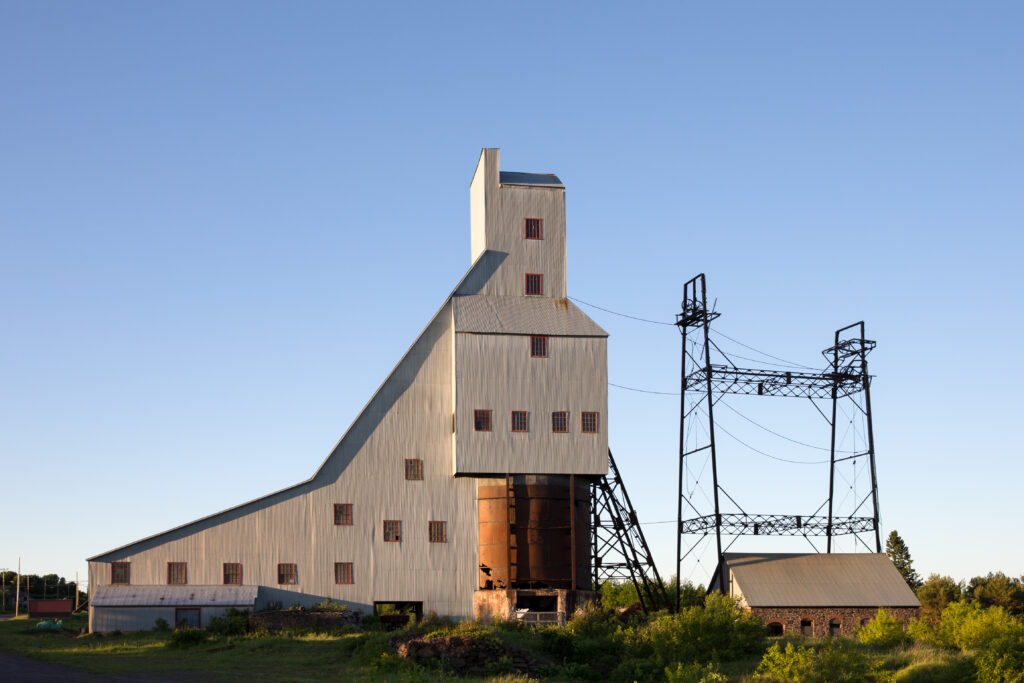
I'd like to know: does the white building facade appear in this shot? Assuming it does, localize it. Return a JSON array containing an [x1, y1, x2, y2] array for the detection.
[[88, 149, 608, 631]]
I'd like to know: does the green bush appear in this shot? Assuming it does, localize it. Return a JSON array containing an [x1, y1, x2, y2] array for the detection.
[[169, 626, 208, 647], [566, 602, 620, 638], [912, 600, 1024, 652], [206, 608, 249, 636], [975, 629, 1024, 683], [755, 640, 869, 682], [310, 598, 348, 611], [152, 618, 170, 632], [665, 661, 728, 682], [755, 642, 816, 681], [857, 608, 909, 648]]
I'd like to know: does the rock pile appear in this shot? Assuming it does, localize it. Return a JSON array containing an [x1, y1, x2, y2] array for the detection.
[[392, 634, 546, 676], [250, 609, 362, 632]]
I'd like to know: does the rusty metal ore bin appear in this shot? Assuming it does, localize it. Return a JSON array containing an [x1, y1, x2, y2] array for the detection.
[[478, 474, 591, 590]]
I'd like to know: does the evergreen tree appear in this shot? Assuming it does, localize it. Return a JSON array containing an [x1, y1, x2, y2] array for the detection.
[[885, 530, 922, 589]]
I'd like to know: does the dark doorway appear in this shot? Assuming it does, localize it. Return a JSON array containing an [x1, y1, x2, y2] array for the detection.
[[767, 622, 784, 637], [175, 608, 200, 629], [829, 618, 841, 636], [800, 618, 813, 636], [373, 601, 422, 630]]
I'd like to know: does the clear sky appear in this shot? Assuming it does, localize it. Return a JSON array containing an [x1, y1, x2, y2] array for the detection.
[[2, 2, 1021, 588]]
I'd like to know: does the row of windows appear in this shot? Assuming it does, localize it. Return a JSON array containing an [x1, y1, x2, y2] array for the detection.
[[109, 522, 448, 586], [764, 617, 874, 637], [473, 409, 599, 434]]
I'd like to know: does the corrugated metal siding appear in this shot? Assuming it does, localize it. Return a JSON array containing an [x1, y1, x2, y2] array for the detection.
[[453, 295, 606, 337], [92, 606, 244, 633], [725, 553, 921, 607], [89, 304, 480, 620], [92, 585, 258, 607], [454, 333, 608, 475]]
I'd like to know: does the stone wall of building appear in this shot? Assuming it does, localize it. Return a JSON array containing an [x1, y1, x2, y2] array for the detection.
[[750, 606, 919, 638]]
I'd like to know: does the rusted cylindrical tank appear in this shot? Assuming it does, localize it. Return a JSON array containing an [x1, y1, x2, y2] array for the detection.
[[478, 475, 591, 590]]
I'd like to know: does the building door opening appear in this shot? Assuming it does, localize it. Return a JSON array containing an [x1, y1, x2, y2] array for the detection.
[[175, 608, 200, 629], [800, 618, 813, 636], [373, 601, 422, 629], [829, 619, 841, 636]]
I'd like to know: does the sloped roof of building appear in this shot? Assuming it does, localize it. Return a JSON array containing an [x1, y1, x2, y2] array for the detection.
[[92, 585, 258, 607], [454, 295, 607, 336], [499, 171, 564, 188], [724, 553, 920, 608]]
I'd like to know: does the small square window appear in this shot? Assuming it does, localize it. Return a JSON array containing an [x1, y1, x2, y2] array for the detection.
[[552, 411, 568, 433], [525, 218, 542, 240], [223, 562, 242, 585], [530, 335, 547, 358], [429, 521, 447, 543], [525, 273, 542, 296], [167, 562, 187, 585], [405, 458, 423, 480], [582, 411, 600, 433], [334, 503, 353, 525], [384, 520, 402, 542], [111, 562, 130, 585], [511, 411, 529, 432], [334, 562, 354, 585], [474, 409, 492, 432], [278, 563, 298, 585]]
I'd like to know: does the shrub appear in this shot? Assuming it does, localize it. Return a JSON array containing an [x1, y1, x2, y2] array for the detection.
[[169, 626, 208, 647], [310, 598, 348, 611], [566, 602, 620, 638], [857, 608, 909, 648], [665, 661, 728, 682], [915, 601, 1024, 652], [152, 618, 170, 632], [975, 629, 1024, 683], [755, 640, 869, 682], [755, 642, 816, 681], [207, 608, 249, 637]]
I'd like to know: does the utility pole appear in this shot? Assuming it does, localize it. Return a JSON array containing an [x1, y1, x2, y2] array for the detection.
[[14, 558, 20, 618], [75, 571, 80, 611]]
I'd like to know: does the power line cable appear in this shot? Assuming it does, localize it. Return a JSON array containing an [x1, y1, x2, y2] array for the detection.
[[568, 296, 676, 326], [702, 408, 828, 465], [609, 382, 679, 395], [718, 400, 855, 453]]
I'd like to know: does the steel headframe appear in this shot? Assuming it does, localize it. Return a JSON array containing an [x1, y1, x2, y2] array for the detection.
[[592, 450, 670, 613], [675, 274, 881, 610]]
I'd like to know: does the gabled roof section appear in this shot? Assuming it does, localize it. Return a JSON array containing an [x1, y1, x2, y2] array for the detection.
[[499, 171, 564, 188], [92, 584, 258, 607], [723, 553, 920, 608], [454, 295, 607, 337]]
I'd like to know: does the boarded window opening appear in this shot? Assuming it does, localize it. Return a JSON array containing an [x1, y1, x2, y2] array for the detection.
[[582, 412, 600, 433], [334, 562, 354, 584], [334, 503, 353, 525], [384, 520, 402, 542], [111, 562, 130, 585], [511, 411, 529, 432], [530, 335, 547, 358], [552, 411, 568, 433], [801, 619, 813, 636], [829, 618, 841, 636], [525, 218, 542, 240], [525, 273, 542, 296], [405, 459, 423, 480], [223, 563, 242, 585], [167, 562, 187, 585], [429, 521, 447, 543], [474, 409, 492, 432], [278, 563, 298, 585]]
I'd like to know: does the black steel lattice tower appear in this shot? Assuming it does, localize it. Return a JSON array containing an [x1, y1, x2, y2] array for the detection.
[[674, 274, 881, 610], [592, 450, 669, 613]]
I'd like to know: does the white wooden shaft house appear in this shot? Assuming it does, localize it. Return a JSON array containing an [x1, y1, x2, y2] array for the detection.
[[88, 149, 609, 632]]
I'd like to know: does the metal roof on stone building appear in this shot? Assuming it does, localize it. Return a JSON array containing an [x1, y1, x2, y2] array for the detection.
[[721, 553, 921, 607], [92, 585, 258, 607], [453, 295, 607, 337]]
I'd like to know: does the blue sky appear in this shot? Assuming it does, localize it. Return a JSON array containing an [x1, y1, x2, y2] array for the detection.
[[2, 2, 1021, 587]]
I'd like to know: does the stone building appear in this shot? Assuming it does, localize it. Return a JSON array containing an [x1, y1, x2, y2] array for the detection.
[[709, 553, 921, 637]]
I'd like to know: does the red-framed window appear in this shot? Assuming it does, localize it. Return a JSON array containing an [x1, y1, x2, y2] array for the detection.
[[334, 503, 353, 525], [552, 411, 568, 433], [278, 563, 298, 585], [223, 562, 242, 585], [429, 521, 447, 543], [530, 335, 548, 358], [525, 218, 542, 240], [167, 562, 187, 585], [383, 520, 402, 542], [405, 458, 423, 480], [511, 411, 529, 432], [582, 411, 600, 433], [334, 562, 354, 585], [111, 562, 130, 585], [474, 409, 492, 432], [525, 273, 542, 296]]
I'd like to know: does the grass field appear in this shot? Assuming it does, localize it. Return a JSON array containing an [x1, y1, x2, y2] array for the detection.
[[0, 610, 984, 682]]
